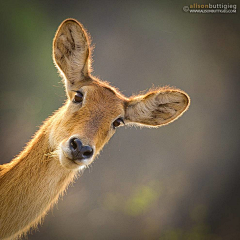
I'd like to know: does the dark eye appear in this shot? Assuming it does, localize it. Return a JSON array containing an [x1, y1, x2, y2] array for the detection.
[[73, 91, 83, 103], [113, 118, 124, 129]]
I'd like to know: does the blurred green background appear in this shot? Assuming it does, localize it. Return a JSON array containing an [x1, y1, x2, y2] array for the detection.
[[0, 0, 239, 239]]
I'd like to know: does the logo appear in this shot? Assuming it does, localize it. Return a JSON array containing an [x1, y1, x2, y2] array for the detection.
[[183, 6, 190, 12], [182, 3, 237, 14]]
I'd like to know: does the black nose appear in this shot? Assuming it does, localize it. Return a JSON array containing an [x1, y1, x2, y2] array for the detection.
[[69, 138, 94, 160]]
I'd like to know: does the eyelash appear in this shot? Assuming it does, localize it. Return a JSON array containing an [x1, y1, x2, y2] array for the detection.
[[112, 117, 125, 129], [73, 91, 84, 103]]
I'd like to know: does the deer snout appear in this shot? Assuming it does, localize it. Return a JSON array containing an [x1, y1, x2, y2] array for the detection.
[[69, 138, 94, 162]]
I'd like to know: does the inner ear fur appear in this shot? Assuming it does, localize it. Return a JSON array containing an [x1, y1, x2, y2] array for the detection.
[[125, 88, 190, 127], [53, 19, 91, 88]]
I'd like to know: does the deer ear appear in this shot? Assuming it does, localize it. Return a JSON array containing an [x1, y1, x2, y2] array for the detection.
[[125, 89, 190, 127], [53, 19, 91, 92]]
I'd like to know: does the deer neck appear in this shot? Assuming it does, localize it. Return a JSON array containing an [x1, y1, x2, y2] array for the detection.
[[0, 111, 77, 239]]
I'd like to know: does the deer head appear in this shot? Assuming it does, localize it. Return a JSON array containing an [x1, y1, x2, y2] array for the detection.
[[51, 19, 190, 170]]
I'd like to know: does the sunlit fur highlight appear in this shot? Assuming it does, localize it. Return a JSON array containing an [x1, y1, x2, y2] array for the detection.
[[0, 19, 190, 240]]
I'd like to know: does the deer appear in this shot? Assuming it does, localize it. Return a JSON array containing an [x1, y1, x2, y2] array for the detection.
[[0, 18, 190, 240]]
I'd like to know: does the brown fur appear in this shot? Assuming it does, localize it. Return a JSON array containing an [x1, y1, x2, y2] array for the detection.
[[0, 19, 190, 239]]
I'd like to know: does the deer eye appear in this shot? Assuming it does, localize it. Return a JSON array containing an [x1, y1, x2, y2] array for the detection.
[[112, 118, 124, 129], [73, 91, 83, 103]]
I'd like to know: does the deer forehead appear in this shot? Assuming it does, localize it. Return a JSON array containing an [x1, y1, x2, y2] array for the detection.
[[65, 83, 125, 130], [81, 83, 124, 112]]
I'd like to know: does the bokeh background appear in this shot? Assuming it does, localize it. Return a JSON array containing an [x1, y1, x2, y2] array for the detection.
[[0, 0, 239, 239]]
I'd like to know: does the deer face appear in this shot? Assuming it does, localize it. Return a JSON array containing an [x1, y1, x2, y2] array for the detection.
[[51, 19, 190, 170], [57, 82, 125, 170]]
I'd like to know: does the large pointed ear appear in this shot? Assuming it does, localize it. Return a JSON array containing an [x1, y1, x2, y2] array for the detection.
[[125, 88, 190, 127], [53, 19, 91, 95]]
